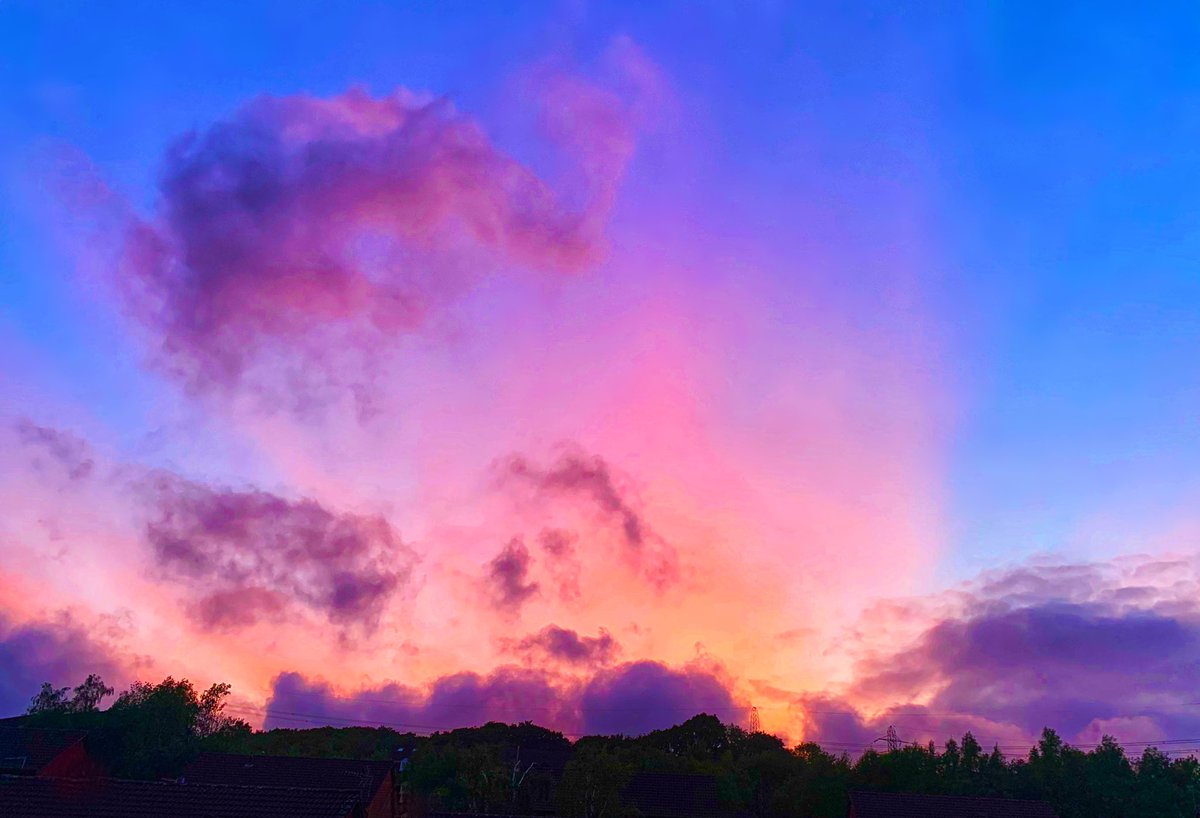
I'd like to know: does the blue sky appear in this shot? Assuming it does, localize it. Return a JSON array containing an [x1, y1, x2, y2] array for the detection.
[[4, 0, 1200, 585]]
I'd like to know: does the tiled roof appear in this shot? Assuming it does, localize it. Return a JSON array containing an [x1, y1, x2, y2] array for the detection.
[[182, 751, 392, 800], [0, 775, 360, 818], [622, 772, 724, 818], [429, 813, 546, 818], [0, 727, 87, 772], [849, 790, 1058, 818]]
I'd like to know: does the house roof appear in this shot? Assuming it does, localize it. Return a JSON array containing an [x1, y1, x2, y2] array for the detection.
[[0, 727, 88, 772], [0, 775, 361, 818], [622, 772, 724, 818], [849, 790, 1058, 818], [182, 751, 392, 801], [429, 813, 546, 818]]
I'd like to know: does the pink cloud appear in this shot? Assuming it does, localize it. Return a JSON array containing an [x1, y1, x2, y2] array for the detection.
[[538, 529, 582, 602], [500, 448, 678, 588]]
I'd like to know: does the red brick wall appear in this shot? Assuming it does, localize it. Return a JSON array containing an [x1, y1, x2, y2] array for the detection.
[[38, 742, 105, 778], [366, 769, 395, 818]]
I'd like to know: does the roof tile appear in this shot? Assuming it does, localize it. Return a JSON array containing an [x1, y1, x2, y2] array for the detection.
[[0, 727, 88, 773], [182, 751, 392, 801], [0, 775, 360, 818], [849, 790, 1058, 818]]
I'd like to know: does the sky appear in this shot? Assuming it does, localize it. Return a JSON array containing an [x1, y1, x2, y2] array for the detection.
[[3, 1, 1200, 752]]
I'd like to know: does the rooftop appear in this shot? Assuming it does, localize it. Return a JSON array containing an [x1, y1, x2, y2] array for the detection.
[[0, 727, 88, 773], [0, 775, 361, 818], [182, 751, 392, 800], [849, 790, 1058, 818]]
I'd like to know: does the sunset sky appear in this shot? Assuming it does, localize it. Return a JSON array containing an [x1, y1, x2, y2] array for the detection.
[[4, 2, 1200, 753]]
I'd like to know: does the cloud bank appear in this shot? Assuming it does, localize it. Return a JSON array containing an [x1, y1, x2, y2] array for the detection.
[[797, 558, 1200, 750], [266, 659, 744, 737]]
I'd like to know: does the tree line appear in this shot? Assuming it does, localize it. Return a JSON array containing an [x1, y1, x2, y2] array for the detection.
[[17, 675, 1200, 818]]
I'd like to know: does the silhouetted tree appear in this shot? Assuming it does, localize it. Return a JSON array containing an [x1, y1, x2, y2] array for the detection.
[[556, 745, 635, 818], [26, 673, 113, 715], [25, 674, 249, 779]]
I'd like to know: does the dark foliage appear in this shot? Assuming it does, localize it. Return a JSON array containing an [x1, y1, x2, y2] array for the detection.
[[15, 677, 1200, 817], [398, 718, 1200, 818], [24, 675, 250, 779], [206, 724, 416, 760]]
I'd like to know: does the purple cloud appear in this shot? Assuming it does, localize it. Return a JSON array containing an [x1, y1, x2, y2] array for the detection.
[[189, 587, 288, 631], [266, 668, 573, 733], [485, 539, 540, 613], [104, 75, 650, 400], [515, 625, 618, 666], [14, 420, 95, 482], [505, 453, 645, 547], [0, 613, 123, 716], [502, 450, 678, 588], [265, 660, 742, 737], [142, 474, 413, 631], [800, 559, 1200, 749], [580, 661, 746, 736]]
